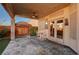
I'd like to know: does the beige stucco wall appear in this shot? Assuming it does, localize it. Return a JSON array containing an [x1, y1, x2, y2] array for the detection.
[[38, 19, 49, 39], [38, 4, 79, 54]]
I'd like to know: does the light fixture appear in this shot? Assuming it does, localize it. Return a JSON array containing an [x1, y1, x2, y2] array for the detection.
[[32, 15, 35, 18], [45, 22, 48, 25], [32, 12, 38, 19]]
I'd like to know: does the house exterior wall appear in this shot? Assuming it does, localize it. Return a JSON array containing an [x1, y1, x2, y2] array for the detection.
[[15, 22, 32, 37], [15, 26, 29, 36], [38, 4, 79, 54]]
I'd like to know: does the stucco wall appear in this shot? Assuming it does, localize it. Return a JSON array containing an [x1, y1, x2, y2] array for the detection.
[[38, 19, 49, 39]]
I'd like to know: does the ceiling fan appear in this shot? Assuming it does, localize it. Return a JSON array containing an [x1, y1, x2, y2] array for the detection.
[[32, 12, 39, 19]]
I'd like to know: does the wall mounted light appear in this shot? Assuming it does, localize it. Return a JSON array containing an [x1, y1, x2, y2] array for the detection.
[[45, 21, 48, 29], [45, 22, 48, 25]]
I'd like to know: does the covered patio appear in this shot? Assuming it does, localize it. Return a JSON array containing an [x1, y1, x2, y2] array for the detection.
[[1, 3, 79, 55], [2, 3, 70, 40]]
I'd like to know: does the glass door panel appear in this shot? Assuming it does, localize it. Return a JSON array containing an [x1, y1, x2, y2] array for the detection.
[[50, 21, 55, 37], [56, 20, 63, 39]]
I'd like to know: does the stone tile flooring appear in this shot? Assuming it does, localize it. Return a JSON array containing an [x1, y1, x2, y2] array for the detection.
[[2, 36, 77, 55]]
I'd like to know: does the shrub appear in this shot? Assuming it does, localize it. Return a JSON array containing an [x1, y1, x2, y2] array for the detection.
[[0, 28, 9, 38], [29, 27, 38, 36]]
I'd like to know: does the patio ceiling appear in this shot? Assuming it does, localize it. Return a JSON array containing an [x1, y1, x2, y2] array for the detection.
[[3, 3, 70, 19]]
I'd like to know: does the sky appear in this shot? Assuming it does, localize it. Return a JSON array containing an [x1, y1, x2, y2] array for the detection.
[[0, 4, 31, 26], [0, 4, 11, 26], [15, 16, 31, 23]]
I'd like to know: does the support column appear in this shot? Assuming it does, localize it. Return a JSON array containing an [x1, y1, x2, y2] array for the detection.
[[11, 18, 15, 40]]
